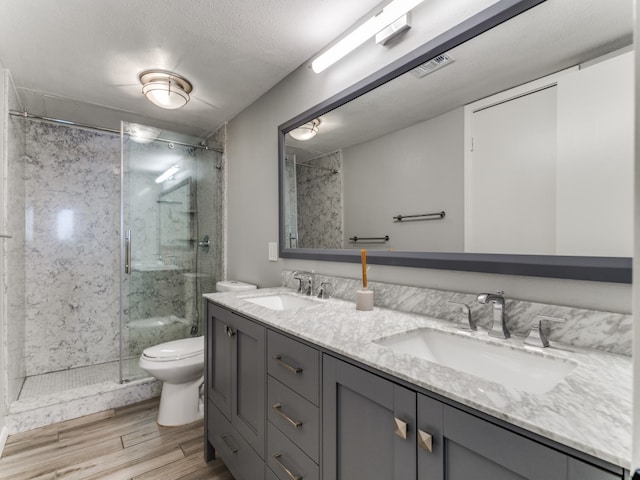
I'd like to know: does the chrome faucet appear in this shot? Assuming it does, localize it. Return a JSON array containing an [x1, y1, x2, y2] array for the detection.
[[317, 282, 332, 299], [476, 291, 510, 339]]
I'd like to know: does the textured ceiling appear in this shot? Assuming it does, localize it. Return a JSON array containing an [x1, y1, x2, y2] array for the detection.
[[0, 0, 383, 138]]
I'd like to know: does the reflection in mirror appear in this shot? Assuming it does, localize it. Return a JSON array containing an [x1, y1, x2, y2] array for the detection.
[[281, 0, 633, 267]]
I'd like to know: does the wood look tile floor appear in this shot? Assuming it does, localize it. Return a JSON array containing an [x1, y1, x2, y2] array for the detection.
[[0, 398, 234, 480]]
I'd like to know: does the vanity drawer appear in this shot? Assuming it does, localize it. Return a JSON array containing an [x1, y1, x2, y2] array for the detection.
[[267, 423, 319, 480], [208, 400, 264, 480], [268, 376, 320, 463], [268, 330, 320, 405]]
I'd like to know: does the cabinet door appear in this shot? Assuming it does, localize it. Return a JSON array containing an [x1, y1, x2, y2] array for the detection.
[[567, 458, 622, 480], [438, 402, 568, 480], [323, 355, 416, 480], [207, 303, 234, 420], [417, 393, 444, 479], [230, 311, 266, 459]]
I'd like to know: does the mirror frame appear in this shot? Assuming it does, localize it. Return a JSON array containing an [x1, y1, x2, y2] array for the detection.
[[278, 0, 632, 284]]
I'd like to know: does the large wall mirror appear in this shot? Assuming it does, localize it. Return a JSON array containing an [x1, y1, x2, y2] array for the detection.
[[278, 0, 633, 283]]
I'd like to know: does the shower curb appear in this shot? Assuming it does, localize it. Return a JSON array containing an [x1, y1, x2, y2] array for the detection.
[[6, 377, 161, 434]]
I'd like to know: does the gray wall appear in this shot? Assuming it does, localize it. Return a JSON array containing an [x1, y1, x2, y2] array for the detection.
[[2, 69, 27, 410], [0, 68, 8, 441], [343, 108, 464, 252], [631, 9, 640, 469], [1, 67, 27, 445], [225, 3, 631, 313]]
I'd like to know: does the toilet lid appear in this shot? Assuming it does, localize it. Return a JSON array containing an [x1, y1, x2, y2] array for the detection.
[[142, 336, 204, 362]]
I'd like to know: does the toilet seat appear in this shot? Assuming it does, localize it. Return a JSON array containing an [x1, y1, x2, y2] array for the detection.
[[141, 336, 204, 362]]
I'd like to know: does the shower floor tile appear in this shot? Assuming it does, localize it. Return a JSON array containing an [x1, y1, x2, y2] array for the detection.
[[19, 362, 120, 400]]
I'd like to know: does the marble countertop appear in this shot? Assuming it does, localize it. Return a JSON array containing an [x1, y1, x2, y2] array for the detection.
[[204, 288, 632, 469]]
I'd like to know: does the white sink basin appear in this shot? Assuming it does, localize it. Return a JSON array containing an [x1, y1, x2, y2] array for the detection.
[[241, 293, 320, 311], [373, 328, 577, 394]]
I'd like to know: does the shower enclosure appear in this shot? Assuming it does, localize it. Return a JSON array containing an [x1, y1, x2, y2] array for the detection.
[[120, 122, 224, 382], [3, 113, 224, 406]]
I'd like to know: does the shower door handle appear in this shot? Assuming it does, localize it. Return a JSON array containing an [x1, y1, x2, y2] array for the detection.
[[124, 229, 131, 274]]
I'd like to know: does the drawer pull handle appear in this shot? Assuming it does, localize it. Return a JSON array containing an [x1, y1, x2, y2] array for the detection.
[[272, 355, 303, 374], [272, 403, 303, 428], [418, 429, 433, 453], [225, 326, 236, 337], [220, 433, 238, 454], [394, 417, 408, 440], [273, 452, 303, 480]]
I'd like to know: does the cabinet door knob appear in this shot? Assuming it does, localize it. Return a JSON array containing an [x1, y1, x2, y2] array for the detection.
[[273, 452, 303, 480], [225, 326, 235, 337], [394, 417, 408, 440], [418, 429, 433, 453], [272, 355, 303, 374], [272, 403, 303, 428]]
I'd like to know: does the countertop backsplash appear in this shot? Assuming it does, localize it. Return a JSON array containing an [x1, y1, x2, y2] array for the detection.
[[281, 270, 632, 356]]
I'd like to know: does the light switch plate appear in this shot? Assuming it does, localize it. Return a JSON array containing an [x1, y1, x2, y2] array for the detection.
[[268, 242, 278, 262]]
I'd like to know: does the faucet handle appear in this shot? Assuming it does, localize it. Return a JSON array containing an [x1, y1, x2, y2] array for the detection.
[[448, 301, 477, 331], [293, 275, 304, 293], [524, 315, 566, 348]]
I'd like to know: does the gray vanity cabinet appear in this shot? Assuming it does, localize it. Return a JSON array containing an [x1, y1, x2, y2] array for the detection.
[[322, 355, 621, 480], [322, 355, 417, 480], [206, 302, 266, 477], [417, 394, 622, 480], [205, 301, 624, 480], [266, 330, 321, 480]]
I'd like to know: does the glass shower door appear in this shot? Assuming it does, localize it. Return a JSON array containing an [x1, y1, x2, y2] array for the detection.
[[120, 122, 212, 382]]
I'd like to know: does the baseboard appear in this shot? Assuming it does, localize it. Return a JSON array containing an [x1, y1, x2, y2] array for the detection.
[[0, 424, 8, 457]]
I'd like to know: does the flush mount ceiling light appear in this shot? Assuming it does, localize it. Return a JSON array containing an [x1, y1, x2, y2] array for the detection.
[[311, 0, 425, 73], [139, 70, 193, 109], [289, 119, 321, 141]]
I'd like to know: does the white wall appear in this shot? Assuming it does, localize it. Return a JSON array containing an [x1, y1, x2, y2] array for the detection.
[[556, 51, 634, 257], [225, 1, 631, 314]]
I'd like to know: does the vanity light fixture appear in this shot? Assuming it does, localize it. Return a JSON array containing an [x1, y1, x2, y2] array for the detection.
[[155, 165, 180, 184], [311, 0, 425, 73], [139, 70, 193, 109], [289, 119, 321, 141]]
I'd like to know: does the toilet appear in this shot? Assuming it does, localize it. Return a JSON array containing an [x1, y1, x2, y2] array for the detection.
[[140, 280, 256, 426], [139, 336, 205, 426]]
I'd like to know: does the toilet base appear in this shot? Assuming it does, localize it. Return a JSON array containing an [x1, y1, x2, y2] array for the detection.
[[157, 375, 204, 426]]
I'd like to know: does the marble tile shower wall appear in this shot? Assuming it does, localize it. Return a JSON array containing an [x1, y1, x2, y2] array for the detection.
[[283, 155, 298, 249], [24, 120, 121, 376], [282, 271, 632, 356], [296, 151, 343, 249], [6, 115, 26, 402], [194, 128, 225, 333]]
